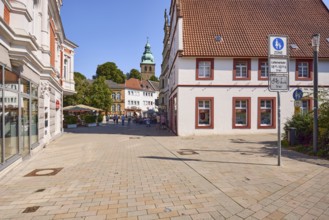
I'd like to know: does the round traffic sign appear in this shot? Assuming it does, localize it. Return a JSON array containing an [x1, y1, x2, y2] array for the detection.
[[273, 38, 284, 51], [293, 89, 303, 100]]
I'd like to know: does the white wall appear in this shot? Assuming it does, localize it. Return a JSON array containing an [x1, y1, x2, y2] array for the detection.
[[176, 87, 296, 136]]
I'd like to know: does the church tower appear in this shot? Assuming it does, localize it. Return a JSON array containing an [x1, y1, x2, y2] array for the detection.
[[140, 39, 155, 80]]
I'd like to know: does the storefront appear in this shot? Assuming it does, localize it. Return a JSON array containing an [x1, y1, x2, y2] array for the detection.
[[0, 64, 39, 171]]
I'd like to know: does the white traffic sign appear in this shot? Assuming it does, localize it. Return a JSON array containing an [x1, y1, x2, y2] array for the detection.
[[269, 74, 289, 91], [294, 100, 302, 108], [270, 58, 288, 73], [269, 36, 288, 57]]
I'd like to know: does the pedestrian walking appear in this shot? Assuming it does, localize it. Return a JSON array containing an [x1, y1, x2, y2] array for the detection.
[[128, 116, 131, 125], [161, 114, 166, 129], [156, 114, 161, 130], [121, 115, 125, 126]]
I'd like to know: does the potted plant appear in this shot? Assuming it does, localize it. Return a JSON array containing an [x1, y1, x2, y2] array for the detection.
[[64, 115, 78, 128], [84, 115, 97, 127]]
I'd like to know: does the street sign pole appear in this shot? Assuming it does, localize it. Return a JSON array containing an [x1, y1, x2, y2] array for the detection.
[[268, 35, 289, 167], [277, 91, 281, 166]]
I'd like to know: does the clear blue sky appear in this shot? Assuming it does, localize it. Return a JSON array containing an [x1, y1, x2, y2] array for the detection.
[[61, 0, 170, 79], [61, 0, 329, 80]]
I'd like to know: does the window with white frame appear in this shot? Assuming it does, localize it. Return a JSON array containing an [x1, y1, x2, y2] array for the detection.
[[117, 104, 121, 112], [112, 93, 116, 100], [112, 104, 116, 112], [196, 98, 213, 128], [116, 93, 120, 100], [298, 62, 309, 78], [233, 98, 250, 128], [235, 61, 247, 78], [259, 59, 269, 79], [198, 61, 211, 78], [258, 98, 276, 128], [196, 59, 213, 80], [301, 100, 311, 115]]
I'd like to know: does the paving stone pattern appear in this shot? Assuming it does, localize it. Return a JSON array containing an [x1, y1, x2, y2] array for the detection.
[[0, 123, 329, 219]]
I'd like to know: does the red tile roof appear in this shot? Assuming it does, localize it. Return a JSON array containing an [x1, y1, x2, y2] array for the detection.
[[180, 0, 329, 58], [125, 78, 155, 91]]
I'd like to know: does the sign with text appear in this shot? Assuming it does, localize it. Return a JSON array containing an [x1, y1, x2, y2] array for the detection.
[[269, 74, 289, 91], [269, 36, 288, 57], [269, 58, 288, 73]]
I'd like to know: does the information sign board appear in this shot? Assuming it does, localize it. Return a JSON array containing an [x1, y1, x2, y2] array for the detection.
[[269, 58, 288, 73], [269, 74, 289, 91]]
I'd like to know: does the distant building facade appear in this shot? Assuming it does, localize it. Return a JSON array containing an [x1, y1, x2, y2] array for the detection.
[[124, 78, 159, 117], [163, 0, 329, 136], [106, 80, 125, 115], [0, 0, 77, 173]]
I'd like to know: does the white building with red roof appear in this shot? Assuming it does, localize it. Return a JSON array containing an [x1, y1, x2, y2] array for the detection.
[[161, 0, 329, 136]]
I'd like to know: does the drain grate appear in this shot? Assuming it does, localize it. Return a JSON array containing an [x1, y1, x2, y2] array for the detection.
[[129, 137, 141, 139], [24, 168, 63, 177], [22, 206, 40, 213], [35, 188, 46, 193], [177, 150, 199, 155]]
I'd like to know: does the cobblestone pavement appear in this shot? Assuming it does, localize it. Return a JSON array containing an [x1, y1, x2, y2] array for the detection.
[[0, 123, 329, 220]]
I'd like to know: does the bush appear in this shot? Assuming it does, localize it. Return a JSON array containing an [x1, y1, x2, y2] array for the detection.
[[64, 115, 77, 124], [84, 115, 97, 123], [283, 113, 313, 145]]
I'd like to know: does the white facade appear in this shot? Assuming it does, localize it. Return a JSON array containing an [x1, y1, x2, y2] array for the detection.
[[0, 0, 77, 173], [163, 2, 329, 136], [125, 89, 157, 115]]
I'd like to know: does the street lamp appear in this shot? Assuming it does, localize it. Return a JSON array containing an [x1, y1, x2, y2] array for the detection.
[[312, 33, 320, 154]]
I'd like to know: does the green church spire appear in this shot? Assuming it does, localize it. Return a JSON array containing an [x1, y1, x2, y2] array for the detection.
[[141, 38, 155, 64]]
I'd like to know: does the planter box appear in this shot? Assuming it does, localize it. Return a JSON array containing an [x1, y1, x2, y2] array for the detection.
[[86, 123, 97, 127], [67, 124, 77, 129]]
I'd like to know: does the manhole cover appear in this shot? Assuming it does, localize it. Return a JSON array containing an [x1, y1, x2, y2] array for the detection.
[[177, 150, 199, 155], [24, 168, 63, 177], [22, 206, 40, 213]]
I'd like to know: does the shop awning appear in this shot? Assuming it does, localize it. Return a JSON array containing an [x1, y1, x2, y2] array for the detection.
[[0, 44, 11, 69]]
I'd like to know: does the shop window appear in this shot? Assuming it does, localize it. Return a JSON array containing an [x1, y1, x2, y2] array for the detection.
[[233, 59, 251, 80], [296, 59, 312, 81], [258, 97, 276, 129], [196, 58, 214, 80], [21, 78, 30, 94], [195, 97, 214, 129], [5, 70, 19, 90], [258, 59, 269, 80], [233, 97, 251, 129]]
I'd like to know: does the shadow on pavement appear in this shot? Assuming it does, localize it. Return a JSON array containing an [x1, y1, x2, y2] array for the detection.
[[139, 156, 277, 166]]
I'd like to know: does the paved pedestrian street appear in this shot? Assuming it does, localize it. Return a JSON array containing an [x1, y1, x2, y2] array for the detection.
[[1, 124, 329, 220]]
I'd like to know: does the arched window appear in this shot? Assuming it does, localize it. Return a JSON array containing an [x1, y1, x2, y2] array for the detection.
[[112, 105, 116, 112], [144, 66, 147, 71], [117, 104, 121, 112], [149, 67, 152, 71], [116, 93, 121, 100], [112, 93, 116, 100]]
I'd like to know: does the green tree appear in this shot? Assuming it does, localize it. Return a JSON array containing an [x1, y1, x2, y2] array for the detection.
[[95, 62, 126, 83], [89, 76, 112, 112], [149, 75, 159, 82], [64, 72, 91, 106], [126, 69, 141, 80]]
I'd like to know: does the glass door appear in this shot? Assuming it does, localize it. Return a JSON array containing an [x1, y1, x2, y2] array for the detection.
[[21, 97, 30, 158]]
